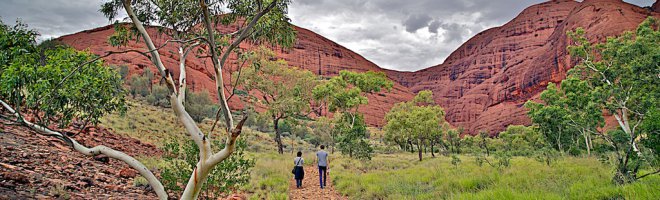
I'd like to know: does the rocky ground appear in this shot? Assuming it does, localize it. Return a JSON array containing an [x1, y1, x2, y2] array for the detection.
[[0, 118, 162, 199]]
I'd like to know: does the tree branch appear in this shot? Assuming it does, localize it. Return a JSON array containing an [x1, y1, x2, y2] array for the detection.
[[636, 169, 660, 179], [200, 0, 235, 132]]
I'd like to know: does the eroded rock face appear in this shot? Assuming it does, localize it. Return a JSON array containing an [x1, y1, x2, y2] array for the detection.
[[389, 0, 659, 135], [58, 0, 658, 134], [57, 23, 414, 127]]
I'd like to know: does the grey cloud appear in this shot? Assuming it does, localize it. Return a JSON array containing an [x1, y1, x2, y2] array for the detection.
[[440, 23, 467, 43], [0, 0, 652, 72], [403, 14, 432, 33], [0, 0, 109, 40], [428, 20, 441, 34]]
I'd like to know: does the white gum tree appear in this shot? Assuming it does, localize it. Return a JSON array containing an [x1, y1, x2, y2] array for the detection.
[[1, 0, 295, 199]]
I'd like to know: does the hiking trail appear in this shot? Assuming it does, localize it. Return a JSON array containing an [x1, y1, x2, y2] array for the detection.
[[288, 166, 347, 200]]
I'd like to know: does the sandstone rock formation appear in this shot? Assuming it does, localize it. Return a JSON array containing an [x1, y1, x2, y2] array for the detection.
[[58, 0, 659, 134], [57, 24, 415, 127], [389, 0, 659, 134]]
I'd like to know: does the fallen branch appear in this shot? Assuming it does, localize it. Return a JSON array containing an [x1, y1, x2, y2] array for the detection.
[[0, 99, 167, 200]]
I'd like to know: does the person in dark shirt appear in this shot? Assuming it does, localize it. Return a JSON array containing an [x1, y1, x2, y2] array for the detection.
[[293, 151, 304, 188]]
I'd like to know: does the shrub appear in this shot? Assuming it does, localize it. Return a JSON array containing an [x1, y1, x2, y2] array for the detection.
[[117, 65, 129, 80], [146, 84, 170, 107], [451, 155, 461, 168], [245, 109, 272, 132], [161, 138, 255, 198], [129, 71, 152, 97], [184, 89, 217, 122]]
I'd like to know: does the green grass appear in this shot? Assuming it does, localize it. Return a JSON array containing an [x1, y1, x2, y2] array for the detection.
[[100, 99, 659, 200], [331, 154, 660, 200], [101, 99, 317, 199], [99, 100, 194, 146], [243, 153, 290, 200]]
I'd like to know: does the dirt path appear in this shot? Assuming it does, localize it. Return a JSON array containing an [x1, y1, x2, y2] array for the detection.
[[288, 166, 347, 200]]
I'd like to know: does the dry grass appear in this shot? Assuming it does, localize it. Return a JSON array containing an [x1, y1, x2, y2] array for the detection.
[[331, 153, 660, 200]]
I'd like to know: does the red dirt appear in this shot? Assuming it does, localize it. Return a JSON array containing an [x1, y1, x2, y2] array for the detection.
[[288, 166, 346, 200], [0, 118, 162, 199]]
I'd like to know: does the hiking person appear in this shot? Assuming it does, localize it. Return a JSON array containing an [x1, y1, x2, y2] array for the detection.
[[293, 151, 305, 188], [316, 145, 329, 189]]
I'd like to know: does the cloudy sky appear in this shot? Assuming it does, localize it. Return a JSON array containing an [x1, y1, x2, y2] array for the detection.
[[0, 0, 655, 71]]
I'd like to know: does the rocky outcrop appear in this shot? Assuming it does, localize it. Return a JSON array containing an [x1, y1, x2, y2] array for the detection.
[[58, 0, 658, 134], [57, 23, 414, 127], [0, 118, 161, 199], [389, 0, 659, 135]]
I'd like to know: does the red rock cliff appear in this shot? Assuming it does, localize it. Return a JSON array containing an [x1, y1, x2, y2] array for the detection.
[[57, 22, 414, 127], [389, 0, 659, 135], [58, 0, 658, 134]]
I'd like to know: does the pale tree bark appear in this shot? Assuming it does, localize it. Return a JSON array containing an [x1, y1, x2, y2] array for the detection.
[[0, 100, 168, 199], [122, 0, 281, 199]]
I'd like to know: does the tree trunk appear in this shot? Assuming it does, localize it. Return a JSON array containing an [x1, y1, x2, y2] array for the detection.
[[423, 142, 427, 155], [557, 126, 563, 153], [583, 130, 591, 156], [430, 140, 435, 157], [417, 140, 423, 161], [274, 118, 283, 154]]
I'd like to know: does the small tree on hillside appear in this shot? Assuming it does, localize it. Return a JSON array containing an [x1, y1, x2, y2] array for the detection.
[[236, 46, 318, 154]]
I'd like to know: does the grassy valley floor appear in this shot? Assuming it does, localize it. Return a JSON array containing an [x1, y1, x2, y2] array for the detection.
[[98, 100, 659, 200], [330, 154, 660, 200]]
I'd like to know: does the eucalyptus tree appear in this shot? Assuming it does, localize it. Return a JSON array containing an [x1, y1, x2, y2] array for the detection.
[[566, 17, 659, 183], [2, 0, 296, 199], [313, 70, 393, 158], [235, 46, 318, 154], [527, 17, 659, 184], [101, 0, 295, 198], [525, 83, 573, 153], [384, 90, 445, 161]]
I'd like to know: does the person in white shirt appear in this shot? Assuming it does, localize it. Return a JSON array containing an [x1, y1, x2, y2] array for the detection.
[[293, 151, 304, 188], [316, 145, 329, 189]]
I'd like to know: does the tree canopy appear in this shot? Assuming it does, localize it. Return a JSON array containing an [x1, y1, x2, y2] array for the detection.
[[0, 20, 125, 130], [384, 90, 446, 161], [526, 17, 659, 184], [237, 46, 318, 154]]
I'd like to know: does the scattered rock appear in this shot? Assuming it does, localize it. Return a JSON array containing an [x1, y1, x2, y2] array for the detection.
[[94, 155, 110, 164], [0, 118, 161, 199], [226, 194, 247, 200], [119, 167, 137, 178], [79, 177, 94, 188], [3, 172, 30, 184]]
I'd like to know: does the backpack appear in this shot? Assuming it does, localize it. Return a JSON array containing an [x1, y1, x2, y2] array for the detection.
[[291, 157, 302, 174]]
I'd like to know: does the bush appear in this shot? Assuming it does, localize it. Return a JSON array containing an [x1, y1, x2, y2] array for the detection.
[[245, 109, 272, 132], [129, 71, 152, 97], [0, 21, 125, 127], [184, 89, 217, 122], [146, 84, 170, 107], [117, 65, 129, 80], [451, 155, 461, 168], [161, 138, 255, 198]]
